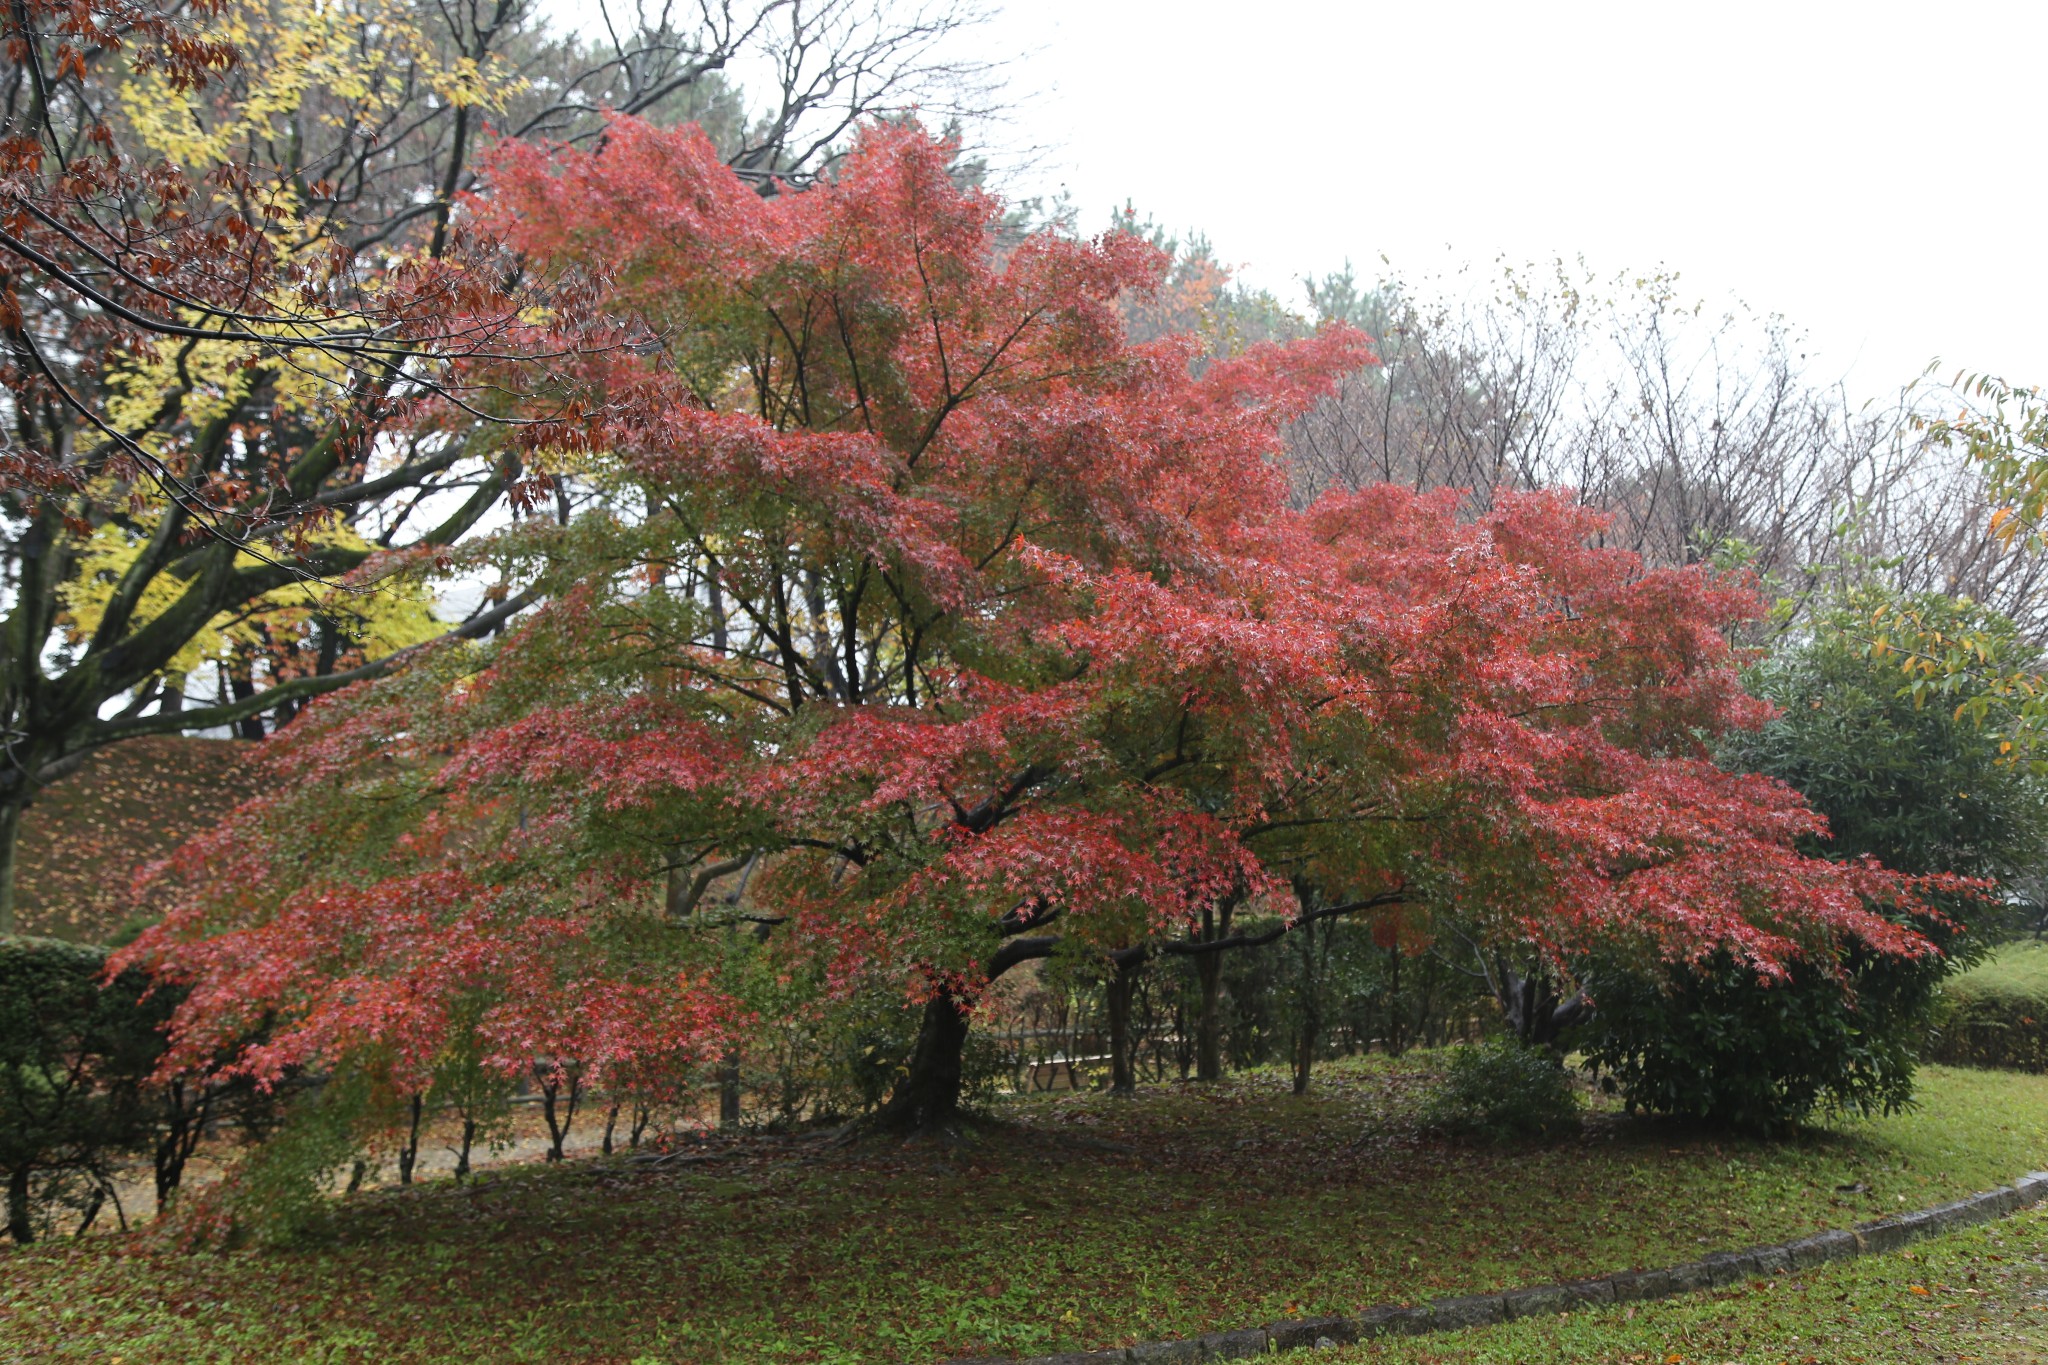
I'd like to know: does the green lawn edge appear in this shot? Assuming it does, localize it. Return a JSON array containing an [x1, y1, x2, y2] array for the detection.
[[1325, 1201, 2048, 1364]]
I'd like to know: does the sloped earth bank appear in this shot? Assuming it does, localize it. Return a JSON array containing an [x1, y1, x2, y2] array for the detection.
[[1, 1057, 2045, 1362], [13, 736, 256, 944]]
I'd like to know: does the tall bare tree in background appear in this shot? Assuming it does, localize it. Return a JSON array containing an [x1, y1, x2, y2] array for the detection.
[[1289, 260, 2048, 635], [0, 0, 999, 929]]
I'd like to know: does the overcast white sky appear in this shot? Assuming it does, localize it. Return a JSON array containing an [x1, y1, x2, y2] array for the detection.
[[958, 0, 2045, 398]]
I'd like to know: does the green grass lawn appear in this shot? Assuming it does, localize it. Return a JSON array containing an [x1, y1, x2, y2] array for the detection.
[[1338, 1202, 2048, 1364], [1953, 939, 2048, 999], [3, 1057, 2046, 1363]]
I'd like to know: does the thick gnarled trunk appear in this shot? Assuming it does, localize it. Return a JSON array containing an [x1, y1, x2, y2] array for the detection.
[[877, 992, 971, 1133], [1494, 959, 1593, 1050], [1106, 957, 1139, 1096]]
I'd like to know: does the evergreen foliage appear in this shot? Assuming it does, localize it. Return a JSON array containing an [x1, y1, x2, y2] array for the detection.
[[1580, 594, 2042, 1129], [0, 937, 162, 1242]]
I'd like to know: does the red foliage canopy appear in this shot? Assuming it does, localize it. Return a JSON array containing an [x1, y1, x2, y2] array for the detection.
[[116, 118, 1959, 1104]]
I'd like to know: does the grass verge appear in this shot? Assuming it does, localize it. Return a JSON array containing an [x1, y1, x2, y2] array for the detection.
[[1330, 1202, 2048, 1364], [1952, 940, 2048, 998]]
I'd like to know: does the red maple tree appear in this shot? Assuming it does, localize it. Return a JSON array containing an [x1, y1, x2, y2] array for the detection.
[[117, 116, 1959, 1135]]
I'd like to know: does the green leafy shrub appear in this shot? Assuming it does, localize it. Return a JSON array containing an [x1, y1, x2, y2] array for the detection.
[[1593, 592, 2047, 1132], [1420, 1038, 1579, 1142], [1927, 942, 2048, 1072], [207, 1071, 375, 1249], [1578, 943, 1939, 1132]]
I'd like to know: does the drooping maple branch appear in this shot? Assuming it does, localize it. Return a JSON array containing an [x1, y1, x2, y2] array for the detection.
[[1158, 892, 1410, 957]]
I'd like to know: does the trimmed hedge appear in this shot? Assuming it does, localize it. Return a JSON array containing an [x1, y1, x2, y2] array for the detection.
[[1928, 942, 2048, 1073], [0, 934, 282, 1243], [1577, 936, 1944, 1132], [0, 935, 164, 1242]]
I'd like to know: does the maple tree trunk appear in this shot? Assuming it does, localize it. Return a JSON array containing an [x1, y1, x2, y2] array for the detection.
[[1293, 919, 1332, 1094], [0, 798, 20, 935], [396, 1093, 423, 1185], [454, 1117, 477, 1180], [72, 1183, 106, 1238], [1194, 949, 1224, 1083], [1292, 1004, 1321, 1095], [1106, 959, 1138, 1096], [154, 1078, 209, 1209], [536, 1064, 581, 1160], [1383, 947, 1406, 1056], [6, 1165, 31, 1244], [878, 992, 970, 1132], [1496, 962, 1593, 1051], [719, 1051, 742, 1128]]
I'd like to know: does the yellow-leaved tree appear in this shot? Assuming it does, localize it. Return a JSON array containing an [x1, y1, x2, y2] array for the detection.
[[1866, 375, 2048, 761]]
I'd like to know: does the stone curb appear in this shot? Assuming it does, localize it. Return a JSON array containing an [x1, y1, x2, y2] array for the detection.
[[938, 1170, 2048, 1364]]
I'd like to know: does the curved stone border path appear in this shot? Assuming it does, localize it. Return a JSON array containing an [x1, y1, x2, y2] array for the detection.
[[940, 1169, 2048, 1365]]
